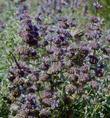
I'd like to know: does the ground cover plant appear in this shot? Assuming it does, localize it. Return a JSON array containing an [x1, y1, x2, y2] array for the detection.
[[0, 0, 110, 118]]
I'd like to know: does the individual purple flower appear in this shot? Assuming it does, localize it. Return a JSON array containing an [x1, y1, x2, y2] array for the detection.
[[93, 1, 103, 11], [95, 67, 104, 77], [51, 99, 59, 109]]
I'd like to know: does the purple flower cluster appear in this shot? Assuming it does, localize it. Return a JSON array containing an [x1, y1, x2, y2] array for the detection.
[[85, 16, 103, 40], [19, 14, 39, 46], [7, 1, 108, 118]]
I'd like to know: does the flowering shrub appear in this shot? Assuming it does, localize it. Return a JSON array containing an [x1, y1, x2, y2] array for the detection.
[[0, 0, 110, 118]]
